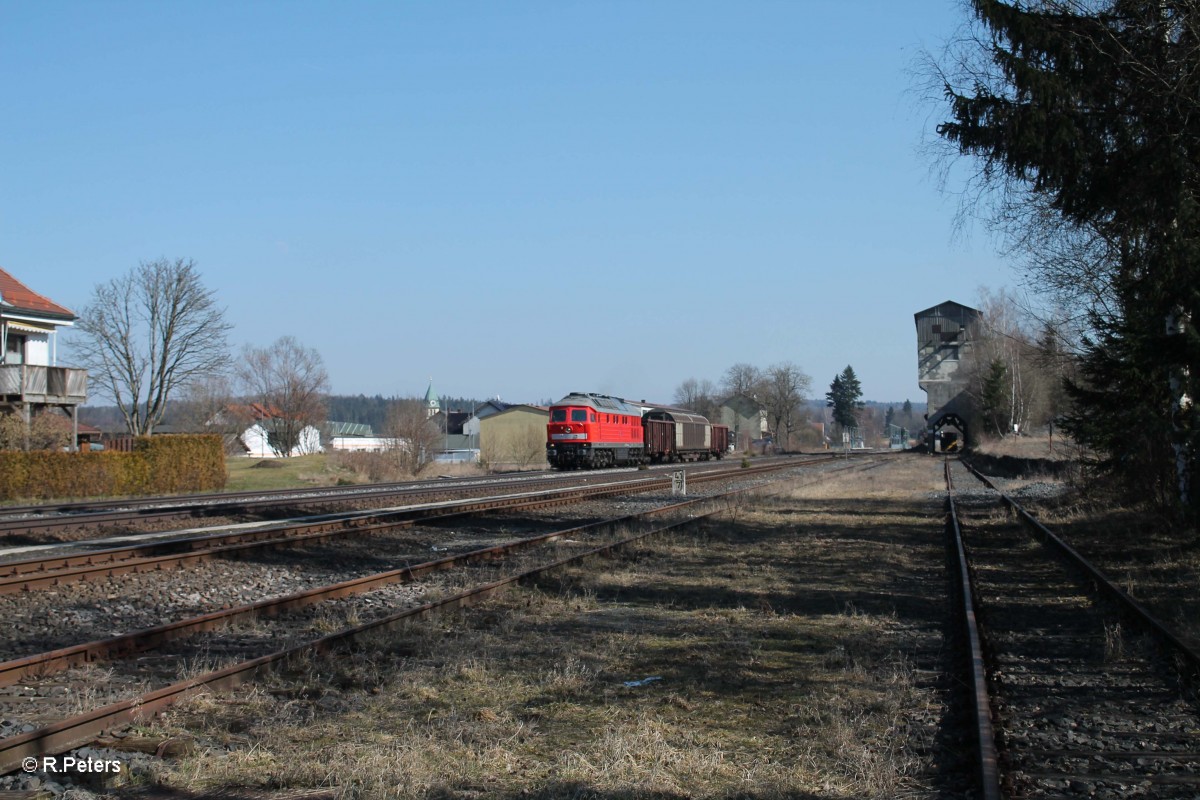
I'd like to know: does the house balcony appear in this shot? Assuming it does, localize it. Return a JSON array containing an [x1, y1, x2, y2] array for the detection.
[[0, 364, 88, 407]]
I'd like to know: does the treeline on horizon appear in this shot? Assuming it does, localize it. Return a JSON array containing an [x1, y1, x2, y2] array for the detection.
[[79, 393, 917, 436], [79, 394, 512, 434]]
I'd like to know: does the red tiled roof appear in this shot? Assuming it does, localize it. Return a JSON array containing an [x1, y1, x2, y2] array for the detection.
[[226, 402, 285, 421], [0, 267, 76, 318]]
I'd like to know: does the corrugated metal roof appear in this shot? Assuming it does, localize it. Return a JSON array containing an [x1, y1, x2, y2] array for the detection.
[[915, 300, 981, 349], [913, 300, 980, 323], [326, 421, 374, 437]]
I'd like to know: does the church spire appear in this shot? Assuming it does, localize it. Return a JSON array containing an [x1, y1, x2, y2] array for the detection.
[[423, 378, 440, 418]]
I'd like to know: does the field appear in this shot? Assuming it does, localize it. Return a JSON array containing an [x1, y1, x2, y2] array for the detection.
[[223, 454, 357, 493]]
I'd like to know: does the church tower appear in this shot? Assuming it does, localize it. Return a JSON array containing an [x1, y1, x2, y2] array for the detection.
[[423, 379, 440, 419]]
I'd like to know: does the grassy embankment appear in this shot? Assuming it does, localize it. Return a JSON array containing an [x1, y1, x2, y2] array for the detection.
[[222, 454, 356, 493]]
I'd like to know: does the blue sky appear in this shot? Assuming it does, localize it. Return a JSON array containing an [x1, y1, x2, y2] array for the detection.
[[1, 1, 1010, 407]]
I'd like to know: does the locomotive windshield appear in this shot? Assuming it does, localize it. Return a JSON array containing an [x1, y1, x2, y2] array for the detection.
[[550, 408, 590, 422]]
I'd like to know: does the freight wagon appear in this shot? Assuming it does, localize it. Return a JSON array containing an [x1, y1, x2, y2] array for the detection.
[[643, 409, 729, 463], [546, 392, 729, 469]]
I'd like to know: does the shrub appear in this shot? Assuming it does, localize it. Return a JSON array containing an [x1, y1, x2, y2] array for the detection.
[[0, 434, 225, 501], [0, 411, 73, 452]]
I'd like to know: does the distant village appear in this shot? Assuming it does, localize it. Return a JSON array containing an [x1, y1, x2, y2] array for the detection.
[[80, 382, 802, 465], [3, 264, 925, 467]]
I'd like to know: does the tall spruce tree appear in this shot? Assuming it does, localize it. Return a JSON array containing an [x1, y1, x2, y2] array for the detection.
[[1067, 298, 1178, 506], [937, 0, 1200, 514], [981, 358, 1010, 438], [826, 366, 864, 433]]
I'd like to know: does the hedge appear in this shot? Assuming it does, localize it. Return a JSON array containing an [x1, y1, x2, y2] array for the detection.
[[0, 435, 226, 501]]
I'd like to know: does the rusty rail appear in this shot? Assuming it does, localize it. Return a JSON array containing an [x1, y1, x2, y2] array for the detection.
[[0, 492, 708, 687], [0, 460, 814, 594], [961, 460, 1200, 679], [0, 458, 861, 686], [0, 455, 820, 539], [944, 460, 1003, 800]]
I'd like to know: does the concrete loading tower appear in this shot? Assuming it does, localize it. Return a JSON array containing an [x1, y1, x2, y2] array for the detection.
[[915, 300, 980, 451]]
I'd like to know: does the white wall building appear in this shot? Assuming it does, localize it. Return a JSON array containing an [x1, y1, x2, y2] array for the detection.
[[240, 422, 323, 458], [329, 435, 400, 453]]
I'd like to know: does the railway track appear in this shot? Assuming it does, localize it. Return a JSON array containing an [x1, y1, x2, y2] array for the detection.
[[0, 459, 819, 594], [0, 468, 565, 522], [946, 458, 1200, 798], [0, 458, 804, 543], [0, 456, 885, 776], [0, 455, 835, 690]]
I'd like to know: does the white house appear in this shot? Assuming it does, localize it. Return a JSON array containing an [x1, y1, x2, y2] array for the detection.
[[239, 421, 323, 458], [209, 403, 324, 458]]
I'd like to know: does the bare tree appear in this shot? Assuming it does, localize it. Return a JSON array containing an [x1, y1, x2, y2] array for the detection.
[[966, 289, 1064, 438], [722, 363, 764, 399], [173, 374, 236, 430], [383, 399, 442, 476], [762, 362, 812, 450], [237, 336, 329, 457], [673, 377, 718, 419], [73, 258, 232, 435], [173, 374, 244, 454]]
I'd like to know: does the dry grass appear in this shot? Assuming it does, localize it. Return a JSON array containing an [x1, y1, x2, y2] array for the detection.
[[781, 457, 946, 502], [143, 455, 960, 799], [972, 433, 1076, 461], [224, 454, 360, 492], [224, 453, 491, 493], [331, 452, 492, 484]]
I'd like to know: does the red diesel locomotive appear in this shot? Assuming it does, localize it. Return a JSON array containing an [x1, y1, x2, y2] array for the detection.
[[546, 393, 645, 469], [546, 392, 729, 469]]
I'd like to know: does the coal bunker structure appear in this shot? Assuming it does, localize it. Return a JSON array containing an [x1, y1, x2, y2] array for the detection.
[[915, 300, 981, 452]]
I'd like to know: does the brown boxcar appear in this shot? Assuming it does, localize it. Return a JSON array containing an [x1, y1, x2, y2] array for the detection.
[[643, 409, 726, 463], [711, 424, 730, 455], [643, 418, 675, 462]]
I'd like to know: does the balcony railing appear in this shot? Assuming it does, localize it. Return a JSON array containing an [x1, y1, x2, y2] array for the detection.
[[0, 364, 88, 405]]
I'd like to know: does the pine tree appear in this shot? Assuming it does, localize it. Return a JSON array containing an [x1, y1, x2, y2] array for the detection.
[[826, 375, 844, 427], [938, 0, 1200, 513], [826, 366, 864, 433], [981, 358, 1010, 437], [1065, 299, 1177, 506]]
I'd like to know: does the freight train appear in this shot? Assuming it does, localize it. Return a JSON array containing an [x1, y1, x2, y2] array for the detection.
[[546, 392, 729, 469]]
